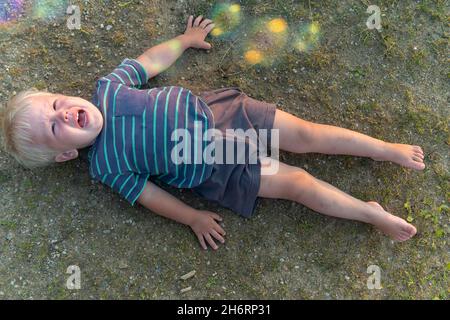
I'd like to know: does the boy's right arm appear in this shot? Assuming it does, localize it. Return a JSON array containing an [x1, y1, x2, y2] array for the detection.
[[136, 15, 215, 79], [137, 181, 226, 250]]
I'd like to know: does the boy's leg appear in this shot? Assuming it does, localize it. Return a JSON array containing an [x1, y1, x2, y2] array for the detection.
[[273, 109, 425, 170], [259, 158, 417, 241]]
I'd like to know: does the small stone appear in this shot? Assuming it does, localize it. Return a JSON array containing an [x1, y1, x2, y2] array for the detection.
[[106, 25, 113, 31], [6, 232, 14, 241], [118, 260, 128, 269]]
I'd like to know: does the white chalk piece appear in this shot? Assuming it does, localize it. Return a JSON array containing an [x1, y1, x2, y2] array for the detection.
[[180, 270, 196, 280], [180, 286, 192, 293]]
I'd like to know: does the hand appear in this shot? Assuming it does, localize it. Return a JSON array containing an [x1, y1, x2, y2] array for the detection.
[[183, 15, 215, 50], [189, 210, 226, 250]]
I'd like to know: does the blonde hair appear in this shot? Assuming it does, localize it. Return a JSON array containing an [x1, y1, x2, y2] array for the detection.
[[0, 88, 59, 169]]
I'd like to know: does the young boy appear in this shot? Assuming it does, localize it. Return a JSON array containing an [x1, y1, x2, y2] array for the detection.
[[1, 16, 425, 250]]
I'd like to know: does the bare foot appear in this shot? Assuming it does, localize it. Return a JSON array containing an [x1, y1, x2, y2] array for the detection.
[[367, 201, 417, 242], [372, 143, 425, 170]]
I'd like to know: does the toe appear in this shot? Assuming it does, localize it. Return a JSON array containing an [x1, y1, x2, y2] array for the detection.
[[410, 159, 425, 170], [413, 146, 424, 154], [405, 224, 417, 236], [416, 162, 425, 170], [409, 225, 417, 236], [414, 152, 424, 160]]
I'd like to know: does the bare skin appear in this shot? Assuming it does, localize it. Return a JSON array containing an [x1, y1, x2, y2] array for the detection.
[[256, 110, 422, 242], [47, 14, 420, 250], [136, 17, 424, 249], [272, 109, 425, 170]]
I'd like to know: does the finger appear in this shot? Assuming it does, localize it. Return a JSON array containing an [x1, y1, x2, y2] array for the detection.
[[199, 41, 212, 50], [204, 233, 218, 250], [196, 234, 207, 250], [194, 15, 203, 27], [214, 223, 226, 236], [204, 23, 215, 34], [208, 212, 222, 221], [200, 18, 213, 29], [211, 230, 225, 244], [187, 15, 193, 29]]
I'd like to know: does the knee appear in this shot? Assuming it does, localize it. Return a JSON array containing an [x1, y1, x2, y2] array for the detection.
[[295, 120, 317, 147], [286, 169, 316, 201]]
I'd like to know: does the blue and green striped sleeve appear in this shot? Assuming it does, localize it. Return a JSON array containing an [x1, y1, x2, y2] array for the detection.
[[103, 58, 148, 88], [101, 173, 150, 205]]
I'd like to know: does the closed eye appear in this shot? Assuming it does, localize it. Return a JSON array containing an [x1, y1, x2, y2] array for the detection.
[[52, 122, 56, 135], [53, 100, 57, 110]]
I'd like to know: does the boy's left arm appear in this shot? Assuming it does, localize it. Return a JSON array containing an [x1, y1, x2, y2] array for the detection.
[[136, 15, 215, 79]]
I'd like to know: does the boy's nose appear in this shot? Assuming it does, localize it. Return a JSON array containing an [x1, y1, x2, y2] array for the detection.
[[60, 108, 77, 127], [55, 109, 70, 125], [60, 110, 69, 122]]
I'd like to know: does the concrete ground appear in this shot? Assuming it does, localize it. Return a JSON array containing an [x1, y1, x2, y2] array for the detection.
[[0, 0, 448, 299]]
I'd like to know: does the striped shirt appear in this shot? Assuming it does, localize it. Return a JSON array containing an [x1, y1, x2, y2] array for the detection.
[[88, 58, 214, 205]]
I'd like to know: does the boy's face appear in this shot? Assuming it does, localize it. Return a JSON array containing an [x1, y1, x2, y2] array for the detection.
[[26, 93, 104, 162]]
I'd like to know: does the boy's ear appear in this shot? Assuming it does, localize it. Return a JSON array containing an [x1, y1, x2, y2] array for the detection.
[[55, 149, 79, 163]]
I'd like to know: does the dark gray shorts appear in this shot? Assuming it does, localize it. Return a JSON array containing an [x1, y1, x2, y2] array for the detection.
[[192, 87, 277, 218]]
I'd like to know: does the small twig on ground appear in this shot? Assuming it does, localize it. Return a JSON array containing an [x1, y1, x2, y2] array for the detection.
[[218, 37, 240, 69]]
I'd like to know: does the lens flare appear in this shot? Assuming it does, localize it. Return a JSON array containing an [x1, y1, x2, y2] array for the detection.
[[0, 0, 25, 25], [267, 18, 287, 34], [242, 17, 289, 66], [229, 4, 240, 13], [32, 0, 68, 21], [210, 2, 241, 38], [150, 39, 184, 75], [296, 40, 307, 52], [211, 27, 224, 37], [244, 50, 263, 65], [293, 21, 321, 53], [309, 21, 320, 35]]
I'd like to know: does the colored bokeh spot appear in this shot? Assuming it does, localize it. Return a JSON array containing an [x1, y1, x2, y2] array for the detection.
[[309, 21, 320, 35], [229, 4, 240, 13], [211, 27, 223, 37], [210, 2, 241, 38], [294, 21, 321, 53], [0, 0, 25, 24], [244, 49, 263, 65], [243, 17, 289, 66], [266, 18, 287, 34], [32, 0, 68, 21]]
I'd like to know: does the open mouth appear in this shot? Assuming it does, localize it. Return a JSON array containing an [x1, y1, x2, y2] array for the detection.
[[77, 110, 88, 128]]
